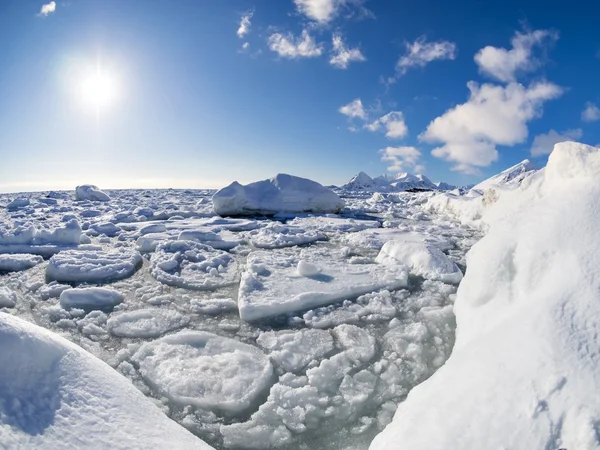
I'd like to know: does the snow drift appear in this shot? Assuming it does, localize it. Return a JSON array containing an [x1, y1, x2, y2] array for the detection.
[[75, 184, 111, 202], [0, 313, 211, 449], [371, 142, 600, 450], [212, 174, 345, 216]]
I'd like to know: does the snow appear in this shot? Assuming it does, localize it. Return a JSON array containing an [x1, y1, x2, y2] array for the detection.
[[107, 308, 190, 338], [0, 286, 17, 308], [238, 246, 409, 321], [471, 158, 537, 192], [376, 240, 463, 284], [60, 287, 124, 310], [132, 331, 274, 415], [212, 174, 345, 216], [47, 249, 142, 283], [0, 253, 43, 271], [371, 142, 600, 450], [75, 184, 111, 202], [0, 219, 82, 255], [150, 240, 239, 290], [0, 313, 212, 449], [342, 171, 439, 192], [178, 229, 240, 250], [243, 222, 326, 249]]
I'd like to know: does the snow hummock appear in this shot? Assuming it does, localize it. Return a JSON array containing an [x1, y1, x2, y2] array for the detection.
[[471, 159, 537, 193], [0, 253, 44, 272], [0, 286, 17, 308], [0, 219, 82, 256], [376, 240, 463, 284], [0, 313, 211, 449], [213, 174, 345, 216], [75, 184, 111, 202], [60, 287, 124, 310], [47, 249, 142, 283], [132, 331, 274, 415], [238, 246, 408, 321], [371, 142, 600, 450]]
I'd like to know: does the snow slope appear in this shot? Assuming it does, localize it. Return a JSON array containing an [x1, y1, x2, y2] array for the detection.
[[0, 313, 212, 450], [471, 158, 537, 192], [371, 142, 600, 450], [213, 174, 345, 216]]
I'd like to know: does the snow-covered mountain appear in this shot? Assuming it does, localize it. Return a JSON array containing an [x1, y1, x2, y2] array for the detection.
[[435, 181, 457, 191], [342, 171, 451, 192], [471, 159, 537, 192]]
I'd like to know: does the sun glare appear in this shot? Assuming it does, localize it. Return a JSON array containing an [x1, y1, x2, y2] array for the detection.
[[78, 68, 119, 110]]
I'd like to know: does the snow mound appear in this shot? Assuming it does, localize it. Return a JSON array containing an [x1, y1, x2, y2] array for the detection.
[[238, 247, 408, 321], [47, 249, 142, 283], [107, 308, 190, 338], [371, 142, 600, 450], [150, 240, 239, 290], [132, 331, 274, 415], [60, 287, 124, 310], [376, 240, 463, 284], [0, 254, 44, 272], [213, 174, 345, 216], [0, 313, 211, 449], [75, 184, 111, 202]]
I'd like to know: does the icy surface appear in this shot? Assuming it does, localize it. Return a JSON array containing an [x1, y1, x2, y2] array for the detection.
[[132, 331, 274, 415], [213, 174, 345, 216], [0, 183, 475, 450], [47, 249, 142, 283], [0, 253, 43, 272], [0, 313, 212, 449], [372, 142, 600, 450], [238, 246, 409, 321]]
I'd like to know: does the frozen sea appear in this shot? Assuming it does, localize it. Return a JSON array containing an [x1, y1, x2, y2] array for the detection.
[[0, 187, 480, 449]]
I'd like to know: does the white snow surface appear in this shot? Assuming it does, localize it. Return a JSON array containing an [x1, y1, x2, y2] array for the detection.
[[60, 287, 124, 310], [75, 184, 111, 202], [213, 174, 345, 216], [107, 308, 190, 338], [471, 158, 537, 193], [132, 331, 274, 415], [238, 246, 409, 321], [0, 313, 212, 450], [371, 142, 600, 450]]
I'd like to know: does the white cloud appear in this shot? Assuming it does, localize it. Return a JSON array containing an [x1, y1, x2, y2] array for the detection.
[[329, 33, 366, 69], [530, 129, 583, 157], [380, 146, 422, 172], [339, 98, 366, 119], [396, 37, 456, 75], [582, 102, 600, 122], [237, 11, 253, 38], [474, 29, 558, 83], [268, 29, 323, 59], [421, 81, 563, 173], [366, 111, 408, 139], [39, 1, 56, 16], [293, 0, 365, 24]]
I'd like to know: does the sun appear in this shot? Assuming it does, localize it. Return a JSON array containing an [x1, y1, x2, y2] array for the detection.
[[79, 69, 119, 110]]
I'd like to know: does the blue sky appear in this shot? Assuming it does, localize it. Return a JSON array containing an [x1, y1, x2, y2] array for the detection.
[[0, 0, 598, 192]]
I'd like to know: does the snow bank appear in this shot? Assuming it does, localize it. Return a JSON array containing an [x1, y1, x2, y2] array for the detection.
[[75, 184, 111, 202], [376, 240, 463, 284], [132, 331, 274, 415], [0, 254, 44, 272], [47, 250, 142, 283], [238, 246, 408, 321], [0, 313, 212, 449], [371, 142, 600, 450], [212, 174, 345, 216]]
